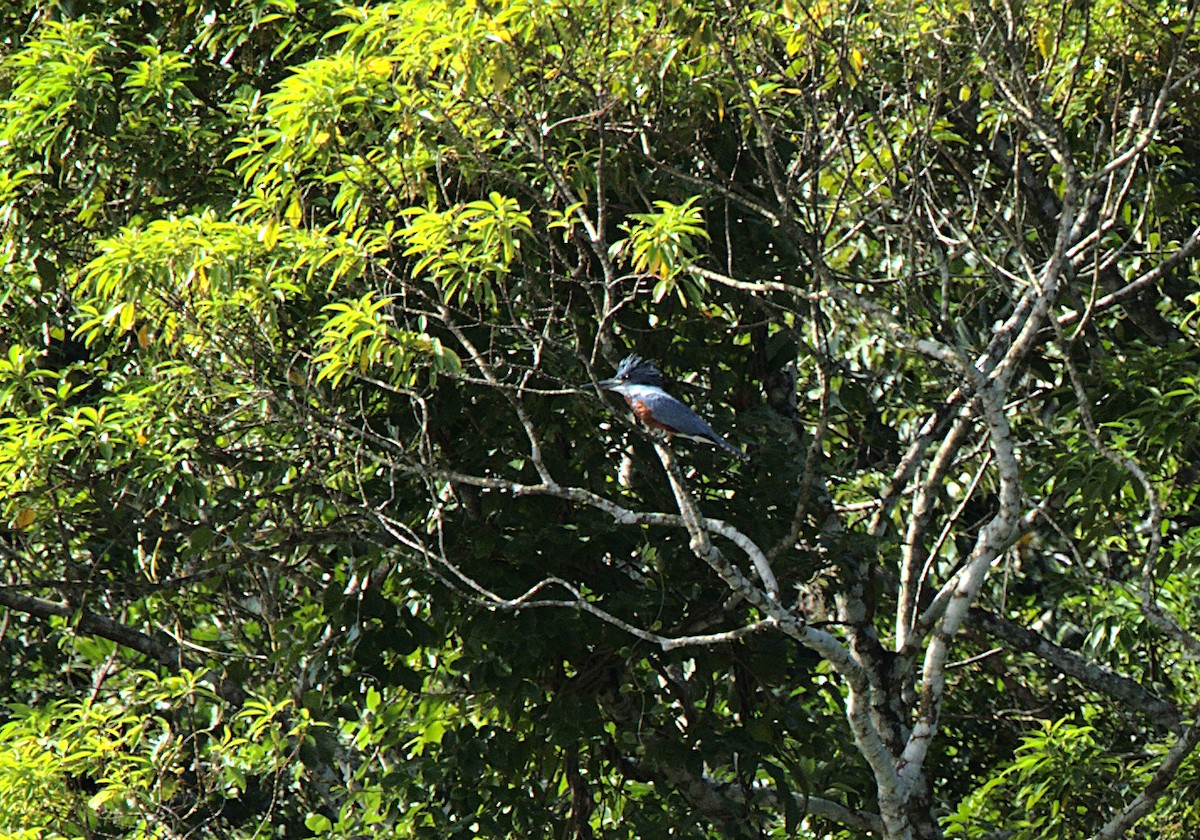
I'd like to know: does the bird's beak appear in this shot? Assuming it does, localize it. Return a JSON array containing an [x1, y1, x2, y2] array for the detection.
[[596, 378, 618, 391]]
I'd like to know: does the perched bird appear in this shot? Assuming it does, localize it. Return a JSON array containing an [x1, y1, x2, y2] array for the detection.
[[598, 355, 747, 460]]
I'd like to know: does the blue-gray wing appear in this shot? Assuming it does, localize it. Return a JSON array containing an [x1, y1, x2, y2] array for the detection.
[[637, 390, 745, 458]]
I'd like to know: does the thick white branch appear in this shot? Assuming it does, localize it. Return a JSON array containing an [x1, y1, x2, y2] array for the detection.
[[898, 377, 1024, 795]]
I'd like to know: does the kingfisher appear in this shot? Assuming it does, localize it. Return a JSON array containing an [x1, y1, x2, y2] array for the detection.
[[598, 355, 747, 460]]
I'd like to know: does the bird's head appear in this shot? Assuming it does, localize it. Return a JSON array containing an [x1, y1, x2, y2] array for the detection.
[[599, 355, 666, 392]]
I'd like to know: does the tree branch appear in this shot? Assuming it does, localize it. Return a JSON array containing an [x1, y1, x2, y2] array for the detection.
[[0, 588, 245, 706], [1091, 719, 1200, 840], [969, 607, 1182, 733]]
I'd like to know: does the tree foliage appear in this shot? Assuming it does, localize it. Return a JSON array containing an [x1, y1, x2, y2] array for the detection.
[[3, 0, 1200, 838]]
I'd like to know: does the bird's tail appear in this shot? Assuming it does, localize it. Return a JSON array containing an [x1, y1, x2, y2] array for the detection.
[[711, 433, 749, 461]]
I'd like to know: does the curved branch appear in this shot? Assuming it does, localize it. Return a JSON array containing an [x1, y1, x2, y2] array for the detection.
[[620, 746, 885, 836], [746, 783, 884, 836], [377, 510, 777, 651]]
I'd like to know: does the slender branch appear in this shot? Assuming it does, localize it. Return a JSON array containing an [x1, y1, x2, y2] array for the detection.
[[1056, 222, 1200, 328], [1053, 325, 1196, 658], [1091, 719, 1200, 840], [687, 264, 966, 369], [896, 414, 975, 651], [304, 398, 784, 602], [441, 313, 553, 483], [641, 444, 904, 804], [868, 390, 971, 539]]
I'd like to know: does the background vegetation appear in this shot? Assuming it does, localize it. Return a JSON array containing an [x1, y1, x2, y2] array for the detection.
[[2, 0, 1200, 837]]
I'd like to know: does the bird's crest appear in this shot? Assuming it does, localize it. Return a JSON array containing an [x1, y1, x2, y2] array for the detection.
[[613, 354, 666, 387]]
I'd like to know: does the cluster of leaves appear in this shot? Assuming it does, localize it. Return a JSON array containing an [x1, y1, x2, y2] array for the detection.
[[0, 671, 315, 838]]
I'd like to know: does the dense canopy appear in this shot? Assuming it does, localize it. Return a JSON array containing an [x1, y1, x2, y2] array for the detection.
[[3, 0, 1200, 838]]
